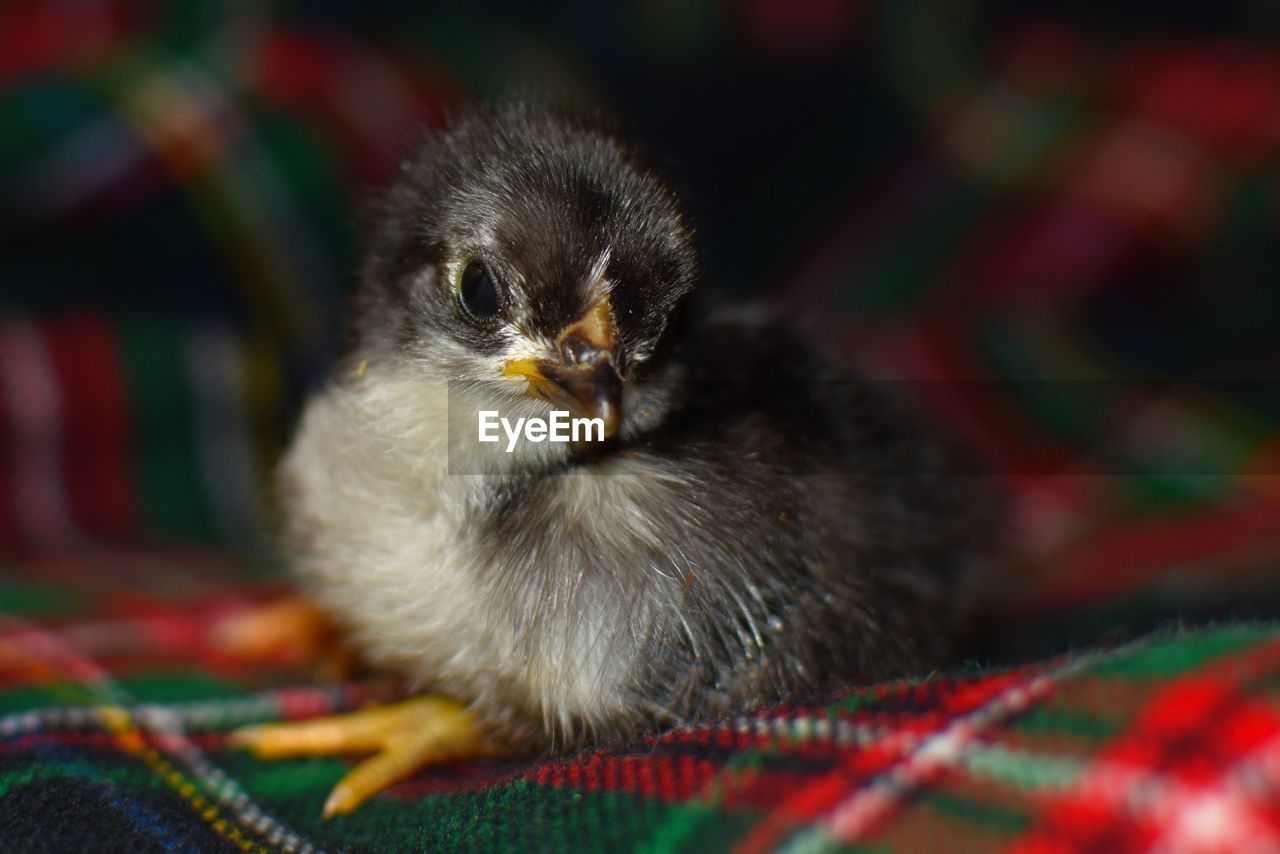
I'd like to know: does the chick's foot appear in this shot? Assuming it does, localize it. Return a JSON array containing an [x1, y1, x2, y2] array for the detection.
[[228, 696, 495, 817], [213, 596, 354, 679]]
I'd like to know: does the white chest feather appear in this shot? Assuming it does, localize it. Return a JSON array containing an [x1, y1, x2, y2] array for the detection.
[[280, 363, 682, 733]]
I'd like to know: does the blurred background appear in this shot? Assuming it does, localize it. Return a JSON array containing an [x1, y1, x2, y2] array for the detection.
[[1, 0, 1278, 654]]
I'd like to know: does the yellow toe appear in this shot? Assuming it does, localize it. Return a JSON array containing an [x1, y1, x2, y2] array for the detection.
[[213, 597, 344, 672], [228, 696, 494, 817]]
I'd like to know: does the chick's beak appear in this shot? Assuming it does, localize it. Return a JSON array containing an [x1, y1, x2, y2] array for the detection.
[[502, 299, 623, 439]]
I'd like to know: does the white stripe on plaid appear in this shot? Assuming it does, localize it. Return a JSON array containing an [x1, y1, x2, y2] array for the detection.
[[777, 635, 1160, 851], [0, 616, 326, 854]]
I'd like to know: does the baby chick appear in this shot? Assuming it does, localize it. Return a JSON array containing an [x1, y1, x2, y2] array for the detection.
[[231, 103, 998, 816]]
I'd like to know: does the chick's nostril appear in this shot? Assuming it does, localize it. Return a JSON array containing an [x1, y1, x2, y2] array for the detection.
[[561, 334, 605, 367]]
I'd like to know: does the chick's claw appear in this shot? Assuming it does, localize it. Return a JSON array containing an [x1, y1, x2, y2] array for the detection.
[[228, 696, 495, 817]]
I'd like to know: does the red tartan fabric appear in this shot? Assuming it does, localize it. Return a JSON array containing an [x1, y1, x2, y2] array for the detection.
[[2, 548, 1280, 852]]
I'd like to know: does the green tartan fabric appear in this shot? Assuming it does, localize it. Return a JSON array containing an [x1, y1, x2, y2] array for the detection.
[[2, 548, 1280, 852], [3, 1, 1280, 850]]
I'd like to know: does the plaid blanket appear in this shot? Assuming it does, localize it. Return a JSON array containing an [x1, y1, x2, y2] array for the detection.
[[3, 1, 1279, 850], [2, 549, 1279, 852]]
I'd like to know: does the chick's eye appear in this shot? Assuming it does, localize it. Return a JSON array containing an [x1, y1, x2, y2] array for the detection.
[[459, 262, 501, 320]]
